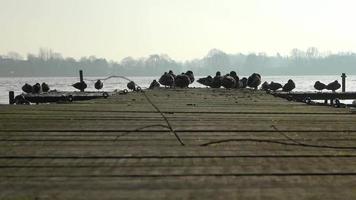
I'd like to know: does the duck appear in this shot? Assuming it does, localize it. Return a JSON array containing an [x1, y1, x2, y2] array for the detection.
[[175, 73, 191, 88], [168, 70, 176, 80], [32, 83, 41, 94], [326, 80, 341, 92], [197, 76, 213, 87], [41, 82, 50, 92], [185, 70, 195, 83], [247, 73, 261, 89], [159, 72, 175, 87], [94, 80, 103, 90], [149, 80, 160, 89], [221, 74, 236, 89], [211, 71, 222, 88], [127, 81, 136, 91], [261, 81, 270, 91], [282, 79, 296, 92], [239, 77, 248, 88], [229, 71, 240, 88], [72, 81, 87, 91], [314, 81, 326, 91], [22, 83, 33, 94], [269, 81, 283, 91]]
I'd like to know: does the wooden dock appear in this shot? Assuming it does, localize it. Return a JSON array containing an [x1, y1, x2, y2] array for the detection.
[[1, 88, 356, 199]]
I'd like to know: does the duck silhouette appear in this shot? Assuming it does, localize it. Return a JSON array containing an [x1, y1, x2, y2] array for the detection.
[[211, 71, 222, 88], [32, 83, 41, 94], [159, 72, 175, 87], [149, 80, 160, 89], [326, 80, 341, 92], [221, 74, 236, 89], [22, 83, 33, 94], [314, 81, 326, 91], [72, 81, 87, 91], [197, 76, 213, 87], [94, 80, 103, 90], [269, 81, 283, 91], [175, 73, 191, 88], [229, 71, 240, 88], [261, 81, 270, 91], [282, 79, 295, 92], [185, 70, 195, 83], [247, 73, 261, 89], [41, 82, 50, 92]]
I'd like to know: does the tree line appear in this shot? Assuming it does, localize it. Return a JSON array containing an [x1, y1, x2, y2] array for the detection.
[[1, 47, 356, 77]]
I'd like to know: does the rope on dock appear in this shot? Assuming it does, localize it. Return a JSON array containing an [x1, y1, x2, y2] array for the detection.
[[200, 125, 356, 150], [104, 75, 185, 146]]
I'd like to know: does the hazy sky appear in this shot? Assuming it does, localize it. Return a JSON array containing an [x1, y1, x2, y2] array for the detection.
[[1, 0, 356, 61]]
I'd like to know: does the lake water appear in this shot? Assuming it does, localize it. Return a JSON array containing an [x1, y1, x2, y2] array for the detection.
[[1, 75, 356, 104]]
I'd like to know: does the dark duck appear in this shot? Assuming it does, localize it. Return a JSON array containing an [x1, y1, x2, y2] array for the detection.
[[32, 83, 41, 94], [72, 81, 87, 91], [261, 81, 270, 91], [127, 81, 136, 91], [197, 76, 213, 87], [247, 73, 261, 89], [314, 81, 326, 91], [159, 72, 175, 87], [185, 70, 195, 83], [229, 71, 240, 88], [22, 83, 33, 94], [239, 77, 248, 88], [221, 74, 236, 89], [94, 80, 103, 90], [41, 82, 50, 92], [211, 71, 222, 88], [326, 80, 341, 92], [175, 73, 191, 88], [269, 81, 283, 91], [282, 79, 295, 92], [149, 80, 160, 89]]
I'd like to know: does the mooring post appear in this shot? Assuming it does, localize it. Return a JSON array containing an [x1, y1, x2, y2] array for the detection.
[[341, 73, 346, 92], [79, 70, 84, 92], [9, 91, 14, 105]]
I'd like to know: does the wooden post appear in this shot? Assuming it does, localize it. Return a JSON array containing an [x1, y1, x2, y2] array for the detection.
[[79, 70, 84, 92], [341, 73, 346, 92], [9, 91, 14, 105]]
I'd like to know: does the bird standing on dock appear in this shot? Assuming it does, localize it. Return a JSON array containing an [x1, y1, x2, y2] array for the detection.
[[185, 70, 195, 83], [211, 71, 222, 88], [221, 74, 236, 89], [261, 81, 270, 91], [269, 82, 283, 91], [159, 72, 175, 87], [32, 83, 41, 94], [282, 79, 296, 92], [326, 80, 341, 92], [247, 73, 261, 89], [94, 80, 103, 90], [127, 81, 136, 91], [72, 81, 87, 91], [197, 76, 213, 87], [149, 80, 160, 89], [229, 71, 240, 88], [239, 77, 248, 88], [22, 83, 33, 94], [41, 82, 50, 92], [314, 81, 326, 91], [175, 73, 191, 88]]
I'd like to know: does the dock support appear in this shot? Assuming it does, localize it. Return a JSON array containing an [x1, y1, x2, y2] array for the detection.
[[9, 91, 14, 105], [79, 70, 84, 92], [341, 73, 346, 92]]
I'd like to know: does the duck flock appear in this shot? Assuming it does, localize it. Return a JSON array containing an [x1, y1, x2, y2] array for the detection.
[[19, 71, 342, 95], [149, 70, 343, 93]]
